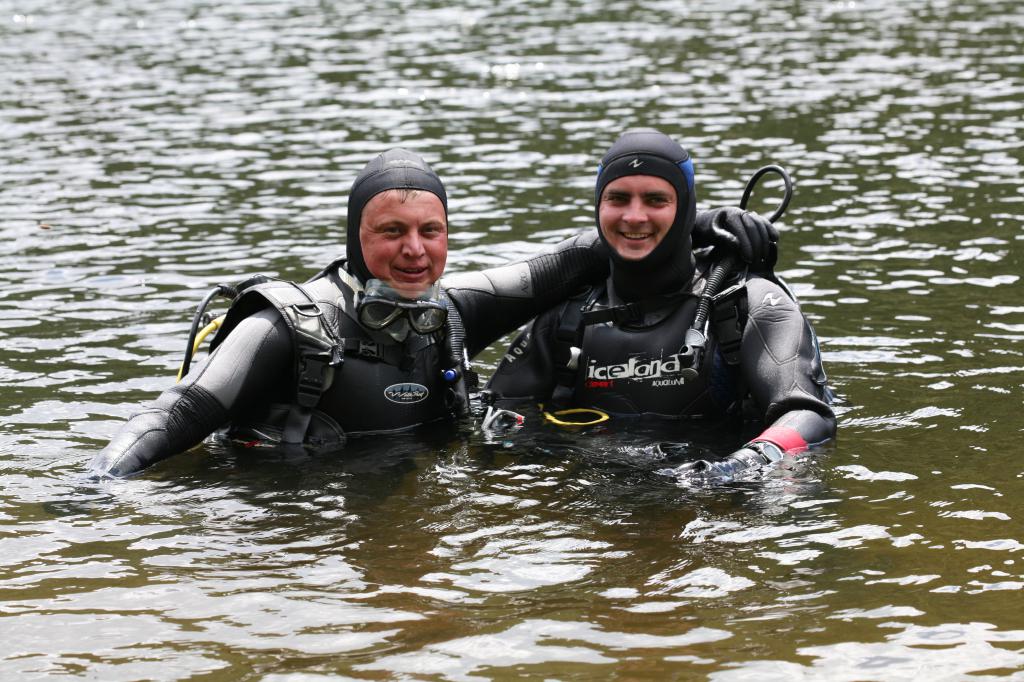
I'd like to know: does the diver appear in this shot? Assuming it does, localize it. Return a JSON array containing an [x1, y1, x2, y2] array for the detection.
[[89, 147, 779, 478], [482, 130, 836, 480]]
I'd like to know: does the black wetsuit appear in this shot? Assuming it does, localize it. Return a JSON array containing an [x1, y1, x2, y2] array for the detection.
[[484, 258, 836, 453], [90, 233, 609, 477]]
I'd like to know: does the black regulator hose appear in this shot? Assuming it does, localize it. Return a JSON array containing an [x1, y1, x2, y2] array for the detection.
[[683, 165, 794, 376], [741, 164, 793, 223], [179, 285, 233, 380], [178, 274, 271, 380]]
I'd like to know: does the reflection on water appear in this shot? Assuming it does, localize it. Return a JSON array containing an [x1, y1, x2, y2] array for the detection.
[[2, 0, 1024, 678]]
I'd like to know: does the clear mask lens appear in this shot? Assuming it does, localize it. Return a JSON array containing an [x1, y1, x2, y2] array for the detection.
[[357, 280, 448, 335], [407, 305, 447, 333], [359, 300, 405, 330]]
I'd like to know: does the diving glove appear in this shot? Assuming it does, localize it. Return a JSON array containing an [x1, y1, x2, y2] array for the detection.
[[693, 207, 779, 271], [667, 440, 784, 483]]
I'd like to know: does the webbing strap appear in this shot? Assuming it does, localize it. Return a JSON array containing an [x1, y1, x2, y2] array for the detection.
[[340, 337, 408, 365], [580, 292, 689, 327], [550, 292, 593, 407], [282, 348, 338, 444], [277, 286, 344, 445], [711, 282, 748, 366], [581, 301, 644, 326]]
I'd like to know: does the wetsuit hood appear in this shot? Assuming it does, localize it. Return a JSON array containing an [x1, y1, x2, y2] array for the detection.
[[346, 148, 448, 284], [595, 129, 696, 301]]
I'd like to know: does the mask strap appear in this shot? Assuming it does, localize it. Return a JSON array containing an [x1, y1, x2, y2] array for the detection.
[[337, 267, 364, 294]]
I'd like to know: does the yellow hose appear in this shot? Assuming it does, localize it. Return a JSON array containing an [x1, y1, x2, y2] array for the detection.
[[176, 315, 225, 383]]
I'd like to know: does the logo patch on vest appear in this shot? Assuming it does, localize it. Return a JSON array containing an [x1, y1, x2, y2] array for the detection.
[[586, 352, 690, 388], [384, 383, 430, 404]]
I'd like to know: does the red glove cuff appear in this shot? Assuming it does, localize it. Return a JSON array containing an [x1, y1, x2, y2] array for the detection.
[[753, 426, 808, 454]]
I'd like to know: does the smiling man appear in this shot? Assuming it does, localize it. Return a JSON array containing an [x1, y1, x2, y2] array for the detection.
[[598, 174, 676, 261], [90, 149, 614, 477], [483, 129, 837, 481], [358, 189, 448, 298]]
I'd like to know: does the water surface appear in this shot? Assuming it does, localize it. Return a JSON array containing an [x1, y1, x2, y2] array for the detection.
[[2, 0, 1023, 678]]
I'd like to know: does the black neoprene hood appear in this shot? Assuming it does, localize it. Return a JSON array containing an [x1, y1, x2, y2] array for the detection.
[[346, 148, 448, 283], [595, 129, 694, 216], [594, 129, 698, 301]]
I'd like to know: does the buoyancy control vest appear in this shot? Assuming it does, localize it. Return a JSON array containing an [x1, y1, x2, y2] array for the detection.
[[210, 262, 471, 449], [550, 266, 751, 418]]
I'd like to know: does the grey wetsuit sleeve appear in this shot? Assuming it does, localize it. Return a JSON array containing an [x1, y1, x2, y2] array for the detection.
[[740, 276, 837, 446], [482, 306, 562, 408], [442, 231, 609, 357], [89, 309, 292, 478]]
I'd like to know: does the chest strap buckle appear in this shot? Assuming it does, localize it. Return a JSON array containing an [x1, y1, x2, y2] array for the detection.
[[295, 349, 342, 408]]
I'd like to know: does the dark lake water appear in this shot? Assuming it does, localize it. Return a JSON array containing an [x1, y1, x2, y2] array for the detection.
[[3, 0, 1023, 678]]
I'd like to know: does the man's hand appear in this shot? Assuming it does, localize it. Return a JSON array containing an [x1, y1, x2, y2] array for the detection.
[[692, 207, 779, 271], [663, 441, 784, 483]]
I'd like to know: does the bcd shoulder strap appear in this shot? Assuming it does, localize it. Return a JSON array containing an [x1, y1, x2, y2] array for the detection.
[[251, 281, 345, 444], [550, 287, 602, 407], [710, 278, 749, 366]]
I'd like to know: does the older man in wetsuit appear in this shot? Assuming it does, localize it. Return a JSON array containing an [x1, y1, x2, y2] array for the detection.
[[484, 130, 836, 480], [90, 147, 778, 478]]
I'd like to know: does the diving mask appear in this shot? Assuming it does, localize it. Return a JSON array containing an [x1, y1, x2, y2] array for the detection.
[[357, 279, 448, 339]]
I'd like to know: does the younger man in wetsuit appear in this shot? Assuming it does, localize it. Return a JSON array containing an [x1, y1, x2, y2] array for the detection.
[[484, 130, 836, 479], [90, 147, 778, 478]]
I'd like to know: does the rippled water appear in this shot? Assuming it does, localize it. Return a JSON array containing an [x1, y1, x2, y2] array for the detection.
[[2, 0, 1023, 678]]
